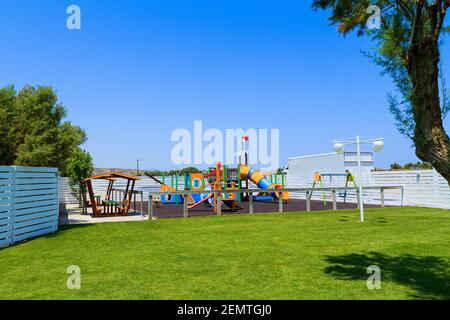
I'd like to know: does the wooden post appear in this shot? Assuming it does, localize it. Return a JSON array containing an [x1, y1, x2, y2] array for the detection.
[[124, 180, 130, 201], [217, 192, 222, 216], [183, 193, 188, 218], [278, 191, 283, 213], [380, 188, 385, 208], [356, 189, 361, 209], [306, 191, 311, 212], [401, 186, 405, 206], [249, 191, 254, 214], [86, 180, 97, 216], [148, 194, 153, 220], [332, 190, 337, 211], [140, 191, 144, 215]]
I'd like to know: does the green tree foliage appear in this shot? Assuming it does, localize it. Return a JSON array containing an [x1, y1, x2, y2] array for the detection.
[[66, 150, 94, 208], [146, 167, 201, 177], [0, 85, 86, 175], [390, 162, 403, 169], [390, 161, 433, 169], [312, 0, 450, 184], [404, 161, 434, 169]]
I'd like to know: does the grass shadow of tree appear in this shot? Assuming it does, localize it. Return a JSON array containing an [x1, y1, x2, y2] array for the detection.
[[324, 252, 450, 299]]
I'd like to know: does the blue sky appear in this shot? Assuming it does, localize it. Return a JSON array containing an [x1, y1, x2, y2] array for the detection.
[[1, 0, 449, 170]]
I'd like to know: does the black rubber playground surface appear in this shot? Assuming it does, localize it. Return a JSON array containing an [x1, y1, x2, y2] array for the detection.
[[130, 199, 380, 218]]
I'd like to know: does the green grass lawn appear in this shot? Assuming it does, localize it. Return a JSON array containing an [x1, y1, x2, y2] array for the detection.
[[1, 207, 450, 300]]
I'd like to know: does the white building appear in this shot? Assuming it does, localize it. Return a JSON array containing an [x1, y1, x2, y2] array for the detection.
[[286, 152, 374, 187]]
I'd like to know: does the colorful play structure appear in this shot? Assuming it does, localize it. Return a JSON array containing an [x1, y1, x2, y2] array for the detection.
[[309, 171, 357, 206], [83, 172, 140, 217], [146, 136, 289, 213]]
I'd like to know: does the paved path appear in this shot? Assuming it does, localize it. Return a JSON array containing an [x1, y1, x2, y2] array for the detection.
[[61, 204, 148, 225]]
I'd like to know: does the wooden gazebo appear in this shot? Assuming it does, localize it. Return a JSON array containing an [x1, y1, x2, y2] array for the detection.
[[83, 172, 140, 217]]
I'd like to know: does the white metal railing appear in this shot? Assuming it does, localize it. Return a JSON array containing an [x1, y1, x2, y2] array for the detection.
[[142, 186, 403, 219]]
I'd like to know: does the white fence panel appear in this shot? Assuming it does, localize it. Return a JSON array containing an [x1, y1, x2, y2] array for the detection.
[[286, 173, 362, 203], [59, 169, 450, 209], [0, 166, 59, 247], [369, 170, 450, 209], [287, 168, 450, 209], [59, 176, 167, 204], [59, 177, 78, 204]]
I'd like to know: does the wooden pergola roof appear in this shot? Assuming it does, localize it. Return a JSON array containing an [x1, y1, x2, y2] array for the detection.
[[84, 172, 140, 182]]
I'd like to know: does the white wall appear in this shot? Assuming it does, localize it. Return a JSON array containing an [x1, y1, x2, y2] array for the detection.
[[287, 152, 374, 177], [287, 153, 346, 178], [344, 152, 374, 175]]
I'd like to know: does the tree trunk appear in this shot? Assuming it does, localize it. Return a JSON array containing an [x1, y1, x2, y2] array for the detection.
[[406, 35, 450, 184]]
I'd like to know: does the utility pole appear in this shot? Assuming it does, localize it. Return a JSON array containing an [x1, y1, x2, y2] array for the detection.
[[134, 159, 140, 176]]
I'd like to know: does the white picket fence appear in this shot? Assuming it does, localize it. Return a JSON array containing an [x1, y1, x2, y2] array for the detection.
[[287, 169, 450, 209], [0, 166, 59, 247]]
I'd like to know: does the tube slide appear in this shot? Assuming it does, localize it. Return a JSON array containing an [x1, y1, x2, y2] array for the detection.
[[240, 165, 289, 200]]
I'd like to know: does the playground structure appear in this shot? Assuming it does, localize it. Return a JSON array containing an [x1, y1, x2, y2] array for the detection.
[[309, 171, 358, 206], [146, 136, 289, 213], [83, 172, 140, 217], [146, 164, 288, 213]]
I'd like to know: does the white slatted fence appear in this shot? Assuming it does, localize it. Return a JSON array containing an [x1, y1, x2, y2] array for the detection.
[[59, 176, 172, 204], [369, 170, 450, 209], [287, 169, 450, 209]]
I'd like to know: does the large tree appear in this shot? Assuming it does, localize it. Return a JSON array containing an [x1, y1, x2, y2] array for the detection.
[[312, 0, 450, 183], [0, 85, 86, 175]]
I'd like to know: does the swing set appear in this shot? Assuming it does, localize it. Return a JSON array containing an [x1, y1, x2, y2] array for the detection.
[[309, 171, 358, 206]]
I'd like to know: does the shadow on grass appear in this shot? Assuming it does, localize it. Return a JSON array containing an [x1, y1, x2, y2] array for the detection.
[[0, 223, 94, 251], [56, 223, 94, 232], [324, 252, 450, 299]]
